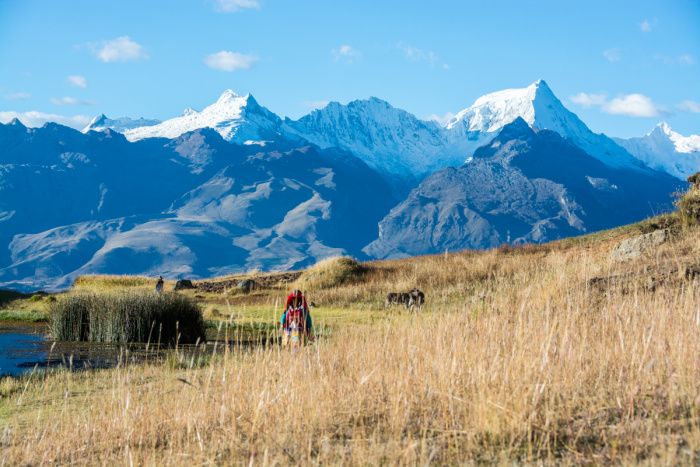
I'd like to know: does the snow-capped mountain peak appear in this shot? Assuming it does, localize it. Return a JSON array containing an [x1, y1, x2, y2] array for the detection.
[[448, 79, 571, 134], [123, 90, 283, 144], [82, 114, 161, 134], [446, 79, 642, 169], [613, 122, 700, 180], [282, 96, 446, 187]]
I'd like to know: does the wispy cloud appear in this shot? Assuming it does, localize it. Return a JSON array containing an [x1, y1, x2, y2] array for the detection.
[[397, 42, 443, 68], [654, 54, 695, 66], [570, 92, 671, 118], [678, 55, 695, 65], [66, 75, 88, 88], [332, 45, 362, 64], [301, 100, 330, 110], [423, 112, 455, 126], [51, 96, 100, 106], [603, 48, 621, 62], [676, 100, 700, 113], [0, 111, 91, 130], [214, 0, 260, 13], [92, 36, 149, 62], [204, 51, 259, 71], [639, 19, 651, 32], [3, 92, 31, 100]]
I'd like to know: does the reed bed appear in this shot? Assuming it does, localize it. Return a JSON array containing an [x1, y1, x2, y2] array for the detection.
[[49, 291, 205, 344]]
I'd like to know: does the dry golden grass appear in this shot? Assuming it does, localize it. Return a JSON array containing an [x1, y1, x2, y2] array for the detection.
[[2, 216, 700, 464], [72, 274, 159, 292]]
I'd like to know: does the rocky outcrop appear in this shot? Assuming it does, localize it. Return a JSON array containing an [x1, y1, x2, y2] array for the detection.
[[174, 279, 196, 290], [611, 229, 669, 262], [236, 279, 256, 293]]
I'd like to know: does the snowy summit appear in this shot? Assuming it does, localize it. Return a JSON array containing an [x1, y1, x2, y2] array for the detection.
[[123, 90, 284, 145]]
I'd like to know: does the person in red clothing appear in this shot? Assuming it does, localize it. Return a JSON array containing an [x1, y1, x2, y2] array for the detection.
[[281, 290, 314, 345]]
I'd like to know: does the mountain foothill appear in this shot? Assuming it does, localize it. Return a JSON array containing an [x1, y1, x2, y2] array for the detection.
[[1, 80, 697, 291]]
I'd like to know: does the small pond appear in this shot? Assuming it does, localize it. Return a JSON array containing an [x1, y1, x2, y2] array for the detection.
[[0, 322, 277, 377]]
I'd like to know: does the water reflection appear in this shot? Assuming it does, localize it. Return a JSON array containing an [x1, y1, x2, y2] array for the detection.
[[0, 322, 49, 375]]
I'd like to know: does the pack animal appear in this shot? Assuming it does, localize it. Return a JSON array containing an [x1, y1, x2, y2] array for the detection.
[[408, 289, 425, 312], [384, 292, 411, 309]]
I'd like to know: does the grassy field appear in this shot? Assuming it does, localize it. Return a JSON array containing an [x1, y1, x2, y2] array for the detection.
[[1, 190, 700, 464]]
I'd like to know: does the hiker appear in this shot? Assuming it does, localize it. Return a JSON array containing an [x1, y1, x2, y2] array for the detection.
[[281, 289, 314, 346], [155, 275, 164, 294]]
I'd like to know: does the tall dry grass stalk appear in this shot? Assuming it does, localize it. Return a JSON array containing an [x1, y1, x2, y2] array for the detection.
[[2, 225, 700, 464]]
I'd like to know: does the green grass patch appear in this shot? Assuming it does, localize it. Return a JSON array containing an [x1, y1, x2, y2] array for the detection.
[[0, 310, 48, 322]]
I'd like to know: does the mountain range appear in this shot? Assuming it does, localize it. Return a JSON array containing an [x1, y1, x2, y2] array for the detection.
[[2, 80, 696, 291]]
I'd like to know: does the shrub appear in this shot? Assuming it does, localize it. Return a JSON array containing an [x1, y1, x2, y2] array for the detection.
[[675, 186, 700, 227], [49, 292, 205, 344], [296, 256, 365, 290], [28, 294, 43, 302]]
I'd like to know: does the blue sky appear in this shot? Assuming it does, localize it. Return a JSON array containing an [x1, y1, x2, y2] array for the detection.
[[0, 0, 698, 138]]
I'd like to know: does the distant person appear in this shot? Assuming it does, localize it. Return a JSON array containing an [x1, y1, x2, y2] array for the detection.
[[281, 289, 314, 346], [155, 275, 164, 294]]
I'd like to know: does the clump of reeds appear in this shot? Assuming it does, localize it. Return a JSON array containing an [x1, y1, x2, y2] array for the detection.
[[49, 291, 205, 344]]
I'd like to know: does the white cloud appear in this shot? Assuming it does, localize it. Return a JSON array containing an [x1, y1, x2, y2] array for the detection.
[[331, 45, 362, 65], [214, 0, 260, 12], [301, 100, 330, 109], [569, 93, 607, 108], [603, 48, 621, 62], [66, 75, 88, 88], [332, 45, 362, 64], [51, 97, 100, 106], [204, 51, 259, 71], [679, 55, 696, 65], [0, 111, 91, 130], [603, 94, 670, 118], [3, 92, 31, 100], [570, 92, 671, 118], [423, 112, 455, 126], [639, 20, 651, 32], [676, 100, 700, 113], [93, 36, 148, 62]]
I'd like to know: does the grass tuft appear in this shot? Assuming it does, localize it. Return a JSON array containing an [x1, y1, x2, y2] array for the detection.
[[295, 256, 365, 290]]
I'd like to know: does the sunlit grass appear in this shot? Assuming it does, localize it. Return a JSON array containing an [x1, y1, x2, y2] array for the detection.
[[1, 201, 700, 464]]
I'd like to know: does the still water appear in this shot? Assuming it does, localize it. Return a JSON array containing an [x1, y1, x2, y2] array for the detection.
[[0, 322, 165, 376], [0, 322, 267, 376], [0, 322, 48, 375]]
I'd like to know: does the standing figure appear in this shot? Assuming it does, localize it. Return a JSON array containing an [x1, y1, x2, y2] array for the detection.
[[155, 275, 164, 294], [281, 289, 314, 346]]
